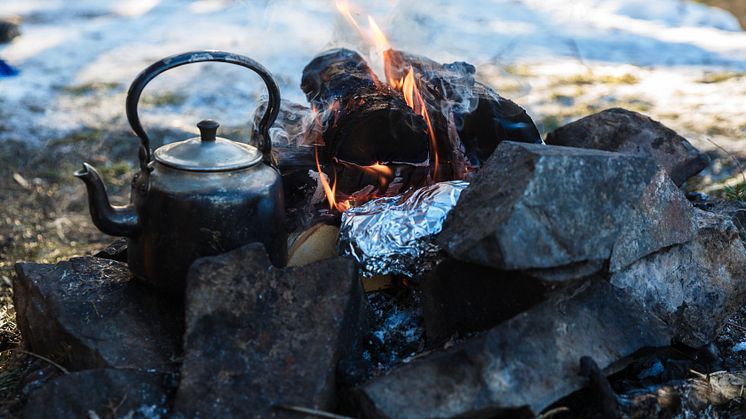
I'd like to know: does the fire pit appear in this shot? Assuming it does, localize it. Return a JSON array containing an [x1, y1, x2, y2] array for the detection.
[[6, 2, 746, 419]]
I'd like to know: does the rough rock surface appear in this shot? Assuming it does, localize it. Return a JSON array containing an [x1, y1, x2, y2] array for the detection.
[[438, 141, 696, 276], [693, 198, 746, 241], [24, 368, 175, 419], [422, 258, 549, 345], [13, 257, 183, 371], [174, 243, 364, 418], [354, 280, 672, 418], [545, 108, 709, 185], [611, 209, 746, 347]]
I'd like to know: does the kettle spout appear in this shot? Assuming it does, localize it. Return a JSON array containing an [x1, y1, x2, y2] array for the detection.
[[74, 162, 140, 237]]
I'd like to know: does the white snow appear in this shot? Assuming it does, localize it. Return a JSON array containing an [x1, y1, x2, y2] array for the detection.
[[0, 0, 745, 145]]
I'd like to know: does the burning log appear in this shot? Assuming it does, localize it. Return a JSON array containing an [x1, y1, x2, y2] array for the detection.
[[385, 49, 541, 166], [301, 48, 431, 168]]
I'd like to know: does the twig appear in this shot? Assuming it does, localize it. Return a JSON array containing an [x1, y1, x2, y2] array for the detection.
[[10, 348, 69, 374], [703, 136, 746, 185], [273, 404, 355, 419], [726, 319, 746, 333], [690, 369, 708, 380], [539, 406, 571, 418], [566, 38, 592, 74]]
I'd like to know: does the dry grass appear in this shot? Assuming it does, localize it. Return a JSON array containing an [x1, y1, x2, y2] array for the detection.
[[0, 132, 136, 416]]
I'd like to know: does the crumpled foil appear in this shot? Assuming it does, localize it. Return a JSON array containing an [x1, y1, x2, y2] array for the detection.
[[338, 180, 469, 278]]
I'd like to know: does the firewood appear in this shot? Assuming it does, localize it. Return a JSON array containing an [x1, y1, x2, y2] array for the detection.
[[287, 223, 340, 267], [301, 48, 430, 168], [385, 49, 541, 167]]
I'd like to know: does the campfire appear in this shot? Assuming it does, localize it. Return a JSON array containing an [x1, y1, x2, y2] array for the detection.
[[270, 3, 540, 221], [8, 2, 746, 419]]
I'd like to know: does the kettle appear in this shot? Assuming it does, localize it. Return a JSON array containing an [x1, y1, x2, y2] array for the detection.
[[75, 51, 287, 293]]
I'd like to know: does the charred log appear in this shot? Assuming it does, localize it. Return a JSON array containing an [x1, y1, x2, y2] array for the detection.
[[301, 48, 430, 168], [386, 49, 541, 167]]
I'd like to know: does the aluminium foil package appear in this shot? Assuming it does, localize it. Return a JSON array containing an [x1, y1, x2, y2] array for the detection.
[[338, 180, 468, 277]]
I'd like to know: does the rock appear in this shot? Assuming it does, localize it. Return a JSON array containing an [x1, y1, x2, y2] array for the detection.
[[94, 238, 128, 262], [0, 19, 20, 44], [545, 108, 709, 186], [174, 243, 365, 418], [611, 209, 746, 347], [13, 257, 183, 371], [438, 141, 696, 277], [353, 280, 672, 418], [421, 258, 550, 345], [695, 198, 746, 242], [24, 368, 175, 419]]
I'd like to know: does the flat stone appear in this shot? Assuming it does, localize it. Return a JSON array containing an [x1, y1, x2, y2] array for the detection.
[[545, 108, 709, 186], [438, 141, 696, 276], [353, 280, 672, 418], [24, 368, 175, 419], [13, 257, 183, 371], [174, 243, 364, 418], [611, 209, 746, 347], [421, 258, 550, 345]]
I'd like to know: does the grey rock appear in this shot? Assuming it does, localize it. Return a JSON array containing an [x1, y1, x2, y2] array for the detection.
[[174, 243, 364, 418], [695, 198, 746, 242], [24, 368, 174, 419], [545, 108, 709, 186], [13, 257, 182, 371], [354, 280, 672, 418], [438, 141, 696, 276], [611, 209, 746, 347], [422, 258, 549, 345]]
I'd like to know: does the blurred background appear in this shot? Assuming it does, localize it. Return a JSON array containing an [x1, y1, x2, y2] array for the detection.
[[0, 0, 745, 408]]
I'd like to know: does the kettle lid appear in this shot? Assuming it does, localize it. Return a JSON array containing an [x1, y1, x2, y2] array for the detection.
[[153, 120, 262, 172]]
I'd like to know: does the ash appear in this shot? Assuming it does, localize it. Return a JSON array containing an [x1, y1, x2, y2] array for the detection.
[[362, 286, 425, 376]]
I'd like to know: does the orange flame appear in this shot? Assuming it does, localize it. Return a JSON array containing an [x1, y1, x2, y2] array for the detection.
[[318, 5, 443, 211], [314, 144, 351, 212], [394, 67, 439, 180], [312, 103, 393, 212], [336, 0, 364, 35], [365, 14, 440, 180]]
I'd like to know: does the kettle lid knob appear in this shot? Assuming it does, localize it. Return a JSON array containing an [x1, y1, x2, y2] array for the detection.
[[197, 120, 219, 142]]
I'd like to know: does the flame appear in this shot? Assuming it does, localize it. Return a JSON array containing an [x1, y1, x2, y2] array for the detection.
[[319, 4, 443, 211], [395, 67, 439, 179], [314, 143, 393, 212], [336, 0, 364, 35], [312, 102, 393, 212], [315, 143, 351, 212], [366, 15, 440, 180]]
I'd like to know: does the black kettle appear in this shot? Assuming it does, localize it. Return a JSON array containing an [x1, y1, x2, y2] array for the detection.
[[75, 51, 287, 293]]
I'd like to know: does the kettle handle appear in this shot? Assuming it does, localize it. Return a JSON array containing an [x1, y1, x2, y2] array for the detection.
[[125, 51, 281, 169]]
